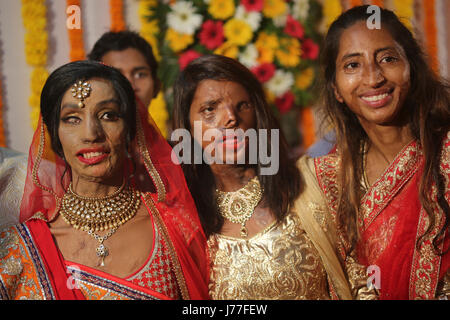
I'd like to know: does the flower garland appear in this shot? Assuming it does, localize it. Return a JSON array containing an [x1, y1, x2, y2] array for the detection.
[[67, 0, 85, 61], [392, 0, 414, 31], [150, 0, 323, 147], [420, 0, 438, 72], [139, 0, 160, 61], [0, 77, 5, 147], [110, 0, 126, 32], [349, 0, 363, 8], [322, 0, 342, 31], [138, 0, 169, 137], [21, 0, 49, 130]]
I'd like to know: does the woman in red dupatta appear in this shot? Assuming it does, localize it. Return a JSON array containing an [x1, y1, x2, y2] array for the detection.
[[315, 6, 449, 299], [0, 60, 209, 300]]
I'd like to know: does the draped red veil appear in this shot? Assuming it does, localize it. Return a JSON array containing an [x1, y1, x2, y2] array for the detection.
[[19, 90, 210, 299]]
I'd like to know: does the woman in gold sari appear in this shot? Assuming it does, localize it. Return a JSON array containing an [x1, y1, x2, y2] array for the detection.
[[172, 54, 374, 300], [316, 6, 449, 299]]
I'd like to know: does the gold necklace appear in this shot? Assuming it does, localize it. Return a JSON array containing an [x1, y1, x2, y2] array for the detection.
[[215, 176, 263, 238], [60, 182, 141, 266]]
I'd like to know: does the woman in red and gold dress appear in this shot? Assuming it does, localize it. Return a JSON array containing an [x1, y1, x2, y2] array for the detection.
[[0, 61, 209, 300], [315, 5, 449, 299]]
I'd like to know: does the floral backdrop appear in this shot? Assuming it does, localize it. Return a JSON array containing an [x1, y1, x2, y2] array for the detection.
[[142, 0, 323, 148]]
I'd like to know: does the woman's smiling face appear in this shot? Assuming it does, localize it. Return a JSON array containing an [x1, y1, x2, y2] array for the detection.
[[58, 78, 127, 183], [333, 21, 411, 127]]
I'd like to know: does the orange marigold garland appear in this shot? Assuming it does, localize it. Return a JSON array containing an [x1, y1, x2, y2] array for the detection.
[[110, 0, 126, 32], [349, 0, 363, 8], [139, 0, 169, 137], [67, 0, 85, 61], [0, 78, 5, 147], [21, 0, 49, 130], [422, 0, 439, 72], [371, 0, 384, 8]]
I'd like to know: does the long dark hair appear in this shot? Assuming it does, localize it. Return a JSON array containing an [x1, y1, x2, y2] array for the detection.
[[172, 54, 301, 236], [321, 5, 450, 253], [40, 60, 137, 158]]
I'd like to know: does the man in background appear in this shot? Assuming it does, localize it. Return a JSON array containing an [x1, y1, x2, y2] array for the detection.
[[88, 30, 161, 111]]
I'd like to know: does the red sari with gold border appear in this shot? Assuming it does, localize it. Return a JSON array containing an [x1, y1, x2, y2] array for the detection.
[[314, 133, 450, 300], [0, 96, 209, 300]]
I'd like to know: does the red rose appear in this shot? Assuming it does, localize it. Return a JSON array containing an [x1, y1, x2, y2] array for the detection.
[[302, 38, 319, 60], [198, 20, 225, 50], [284, 15, 304, 39], [179, 50, 202, 70], [275, 91, 295, 114], [242, 0, 264, 12], [251, 63, 276, 83]]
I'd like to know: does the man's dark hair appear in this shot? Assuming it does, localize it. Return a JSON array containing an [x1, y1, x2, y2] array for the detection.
[[88, 31, 160, 97]]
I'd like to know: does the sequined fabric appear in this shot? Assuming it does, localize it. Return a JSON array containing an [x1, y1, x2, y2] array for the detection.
[[208, 210, 330, 300]]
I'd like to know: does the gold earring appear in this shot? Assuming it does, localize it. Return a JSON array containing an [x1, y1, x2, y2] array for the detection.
[[71, 80, 92, 108]]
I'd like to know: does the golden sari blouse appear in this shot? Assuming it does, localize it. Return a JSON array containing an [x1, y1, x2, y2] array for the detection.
[[208, 209, 330, 300]]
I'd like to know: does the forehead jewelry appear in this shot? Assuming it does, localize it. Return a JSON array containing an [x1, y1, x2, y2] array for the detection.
[[71, 80, 92, 108]]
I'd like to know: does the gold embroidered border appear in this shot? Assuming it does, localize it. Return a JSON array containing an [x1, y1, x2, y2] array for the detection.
[[409, 208, 443, 299], [135, 109, 166, 203], [409, 132, 450, 299], [359, 140, 421, 231]]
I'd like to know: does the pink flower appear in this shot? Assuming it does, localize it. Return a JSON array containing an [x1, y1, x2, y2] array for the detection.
[[179, 50, 202, 70], [242, 0, 264, 12], [302, 38, 319, 60], [284, 15, 304, 39], [275, 91, 295, 114], [251, 63, 276, 83], [198, 20, 225, 50]]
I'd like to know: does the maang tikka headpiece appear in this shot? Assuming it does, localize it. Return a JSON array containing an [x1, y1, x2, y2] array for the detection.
[[71, 80, 92, 108]]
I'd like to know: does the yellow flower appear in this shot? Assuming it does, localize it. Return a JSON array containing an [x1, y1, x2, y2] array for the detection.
[[208, 0, 235, 20], [255, 32, 279, 50], [295, 67, 314, 90], [166, 28, 194, 52], [141, 19, 159, 36], [148, 91, 169, 138], [264, 88, 276, 104], [30, 67, 48, 93], [224, 19, 253, 46], [255, 32, 279, 63], [214, 42, 239, 59], [393, 0, 413, 31], [322, 0, 342, 30], [262, 0, 287, 18], [275, 38, 301, 67], [30, 105, 40, 130], [257, 47, 275, 64], [143, 34, 161, 61]]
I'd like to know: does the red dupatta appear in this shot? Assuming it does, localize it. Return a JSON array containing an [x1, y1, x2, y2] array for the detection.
[[315, 136, 449, 300], [19, 94, 210, 299]]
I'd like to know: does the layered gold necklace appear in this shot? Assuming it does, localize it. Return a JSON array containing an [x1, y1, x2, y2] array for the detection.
[[60, 182, 141, 266], [215, 176, 263, 238]]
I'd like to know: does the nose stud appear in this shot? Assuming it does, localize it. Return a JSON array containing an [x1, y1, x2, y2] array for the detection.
[[71, 80, 92, 108]]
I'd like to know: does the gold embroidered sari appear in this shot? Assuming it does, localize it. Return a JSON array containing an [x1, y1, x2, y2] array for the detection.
[[208, 156, 374, 300]]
